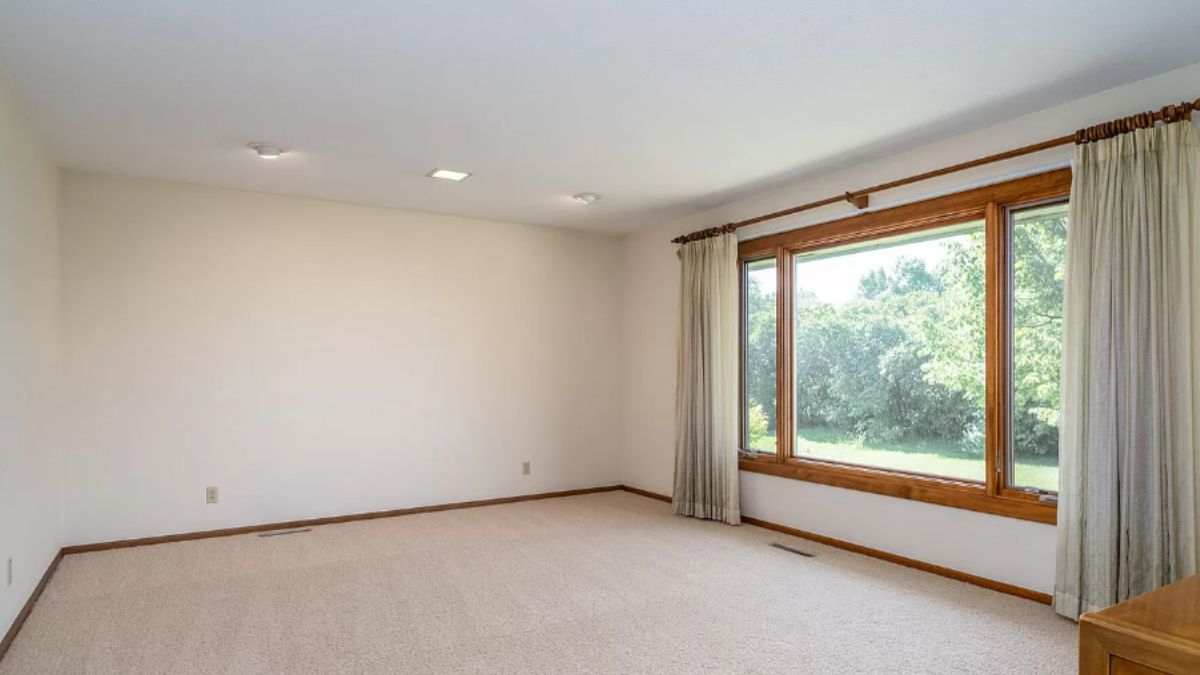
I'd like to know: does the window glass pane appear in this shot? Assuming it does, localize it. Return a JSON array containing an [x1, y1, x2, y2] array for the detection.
[[1009, 202, 1067, 492], [744, 258, 777, 454], [793, 222, 986, 482]]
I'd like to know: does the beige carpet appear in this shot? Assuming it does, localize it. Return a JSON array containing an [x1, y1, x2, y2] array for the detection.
[[1, 491, 1076, 674]]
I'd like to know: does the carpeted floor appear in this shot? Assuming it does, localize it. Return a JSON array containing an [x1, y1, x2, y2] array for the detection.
[[1, 490, 1077, 674]]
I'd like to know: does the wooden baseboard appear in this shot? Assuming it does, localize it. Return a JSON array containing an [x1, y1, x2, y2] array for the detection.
[[619, 484, 672, 503], [62, 485, 623, 554], [618, 484, 1051, 605], [0, 549, 64, 663]]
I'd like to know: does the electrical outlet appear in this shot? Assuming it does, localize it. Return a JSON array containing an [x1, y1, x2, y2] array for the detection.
[[522, 461, 531, 476], [6, 558, 12, 587], [205, 486, 219, 504]]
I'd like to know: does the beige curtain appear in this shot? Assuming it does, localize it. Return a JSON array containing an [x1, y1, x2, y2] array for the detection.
[[674, 232, 740, 525], [1055, 120, 1200, 620]]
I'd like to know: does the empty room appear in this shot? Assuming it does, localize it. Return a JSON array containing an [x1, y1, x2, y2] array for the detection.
[[2, 2, 1200, 673]]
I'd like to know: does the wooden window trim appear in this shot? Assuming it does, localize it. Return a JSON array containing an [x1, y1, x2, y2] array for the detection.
[[738, 169, 1070, 525]]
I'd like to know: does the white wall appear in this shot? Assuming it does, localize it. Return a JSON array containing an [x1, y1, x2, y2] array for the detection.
[[0, 67, 61, 633], [619, 61, 1200, 594], [60, 173, 622, 546]]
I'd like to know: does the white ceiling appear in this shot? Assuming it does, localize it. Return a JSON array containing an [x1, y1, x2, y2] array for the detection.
[[1, 1, 1199, 234]]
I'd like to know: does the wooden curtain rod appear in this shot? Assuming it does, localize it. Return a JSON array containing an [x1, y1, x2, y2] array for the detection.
[[672, 96, 1200, 245]]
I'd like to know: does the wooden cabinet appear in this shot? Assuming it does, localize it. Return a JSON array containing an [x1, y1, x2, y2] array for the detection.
[[1079, 574, 1200, 674]]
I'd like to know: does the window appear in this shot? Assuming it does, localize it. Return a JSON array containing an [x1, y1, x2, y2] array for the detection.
[[1007, 201, 1068, 493], [792, 222, 987, 482], [743, 258, 777, 455], [738, 170, 1071, 523]]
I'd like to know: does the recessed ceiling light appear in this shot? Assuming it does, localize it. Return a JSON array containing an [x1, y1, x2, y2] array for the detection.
[[572, 193, 601, 205], [427, 168, 471, 182], [247, 142, 283, 159]]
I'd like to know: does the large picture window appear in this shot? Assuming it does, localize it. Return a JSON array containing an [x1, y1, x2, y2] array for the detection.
[[738, 170, 1070, 523], [792, 221, 987, 482]]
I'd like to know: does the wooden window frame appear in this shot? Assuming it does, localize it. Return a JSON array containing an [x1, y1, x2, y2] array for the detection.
[[738, 169, 1071, 524]]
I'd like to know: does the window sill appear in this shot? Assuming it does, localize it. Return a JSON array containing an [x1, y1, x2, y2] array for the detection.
[[738, 457, 1056, 525]]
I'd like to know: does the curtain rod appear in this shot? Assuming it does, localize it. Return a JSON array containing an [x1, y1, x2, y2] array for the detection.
[[671, 96, 1200, 245]]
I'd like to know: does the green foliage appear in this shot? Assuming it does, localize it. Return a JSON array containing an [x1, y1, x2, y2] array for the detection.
[[1010, 211, 1067, 457], [746, 404, 769, 448], [745, 273, 777, 436], [744, 213, 1066, 463], [795, 253, 983, 453]]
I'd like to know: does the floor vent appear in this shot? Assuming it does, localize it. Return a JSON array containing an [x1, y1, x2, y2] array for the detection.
[[770, 542, 816, 558], [257, 528, 312, 538]]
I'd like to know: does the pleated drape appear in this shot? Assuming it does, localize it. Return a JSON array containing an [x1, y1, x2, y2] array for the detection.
[[673, 233, 741, 525], [1055, 120, 1200, 619]]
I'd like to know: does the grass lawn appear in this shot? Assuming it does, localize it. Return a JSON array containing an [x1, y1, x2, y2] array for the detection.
[[748, 427, 1058, 492]]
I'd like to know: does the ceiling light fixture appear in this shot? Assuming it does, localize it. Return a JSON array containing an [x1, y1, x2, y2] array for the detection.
[[572, 192, 601, 205], [427, 168, 471, 182], [247, 142, 283, 159]]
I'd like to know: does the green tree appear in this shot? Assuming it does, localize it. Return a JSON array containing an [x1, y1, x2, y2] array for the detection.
[[1010, 209, 1066, 457], [745, 272, 777, 443], [797, 257, 979, 448], [921, 232, 987, 452]]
